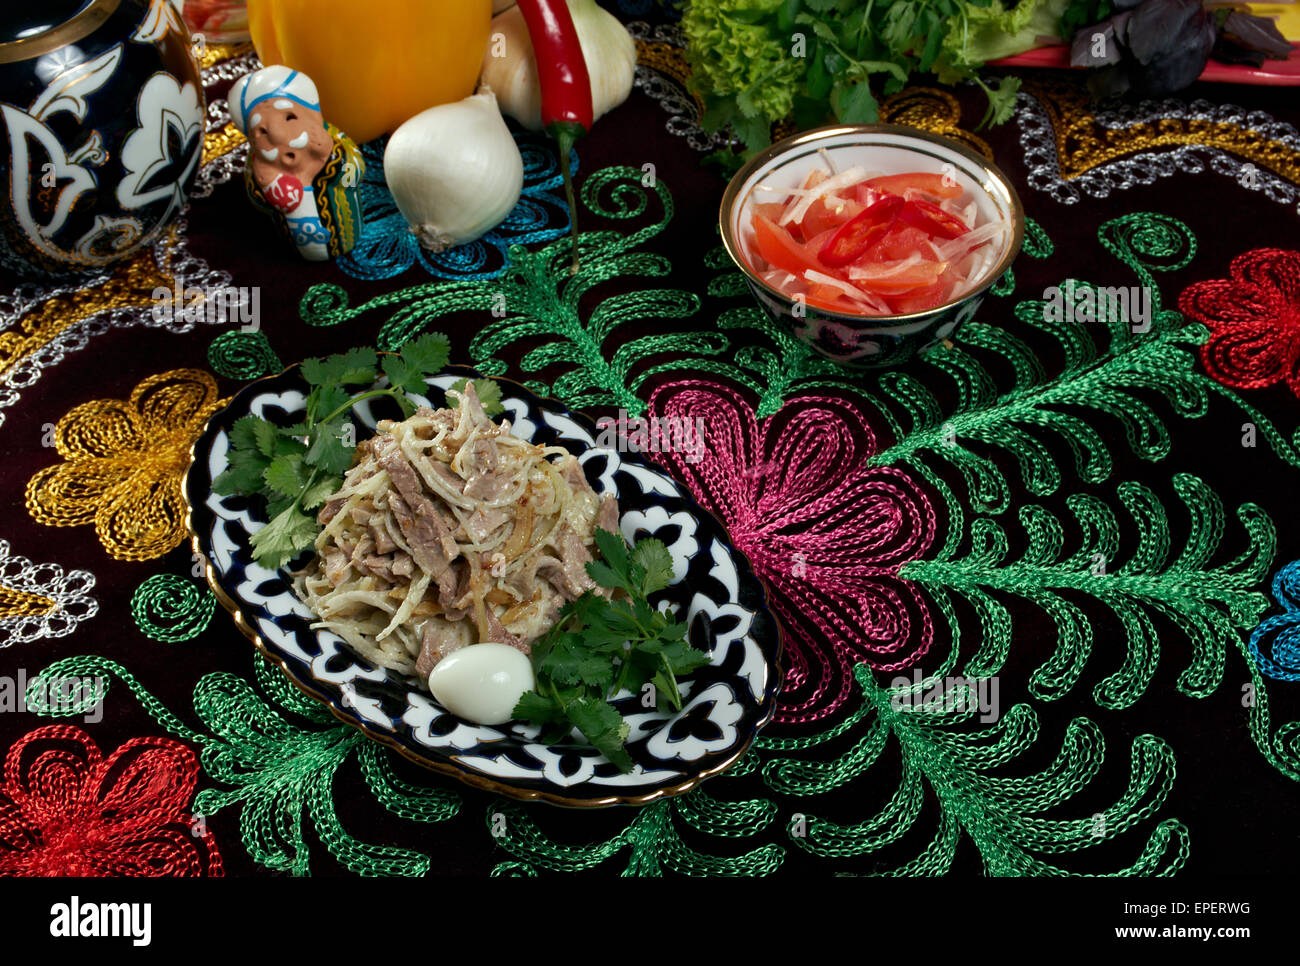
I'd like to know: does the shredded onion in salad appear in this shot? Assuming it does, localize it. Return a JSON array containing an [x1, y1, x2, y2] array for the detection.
[[743, 165, 1009, 318], [780, 166, 869, 226]]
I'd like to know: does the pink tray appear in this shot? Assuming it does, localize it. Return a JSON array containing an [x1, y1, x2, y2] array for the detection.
[[989, 42, 1300, 85]]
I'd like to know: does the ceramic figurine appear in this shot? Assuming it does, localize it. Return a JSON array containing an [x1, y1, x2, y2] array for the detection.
[[0, 0, 205, 278], [229, 66, 364, 261]]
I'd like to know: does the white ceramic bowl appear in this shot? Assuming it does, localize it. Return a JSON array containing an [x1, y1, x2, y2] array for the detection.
[[719, 124, 1025, 367]]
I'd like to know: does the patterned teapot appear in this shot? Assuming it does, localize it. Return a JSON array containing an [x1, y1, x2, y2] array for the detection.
[[0, 0, 205, 278]]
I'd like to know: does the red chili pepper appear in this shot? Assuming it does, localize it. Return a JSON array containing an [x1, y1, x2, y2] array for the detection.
[[818, 195, 904, 268], [898, 199, 970, 240], [515, 0, 593, 273]]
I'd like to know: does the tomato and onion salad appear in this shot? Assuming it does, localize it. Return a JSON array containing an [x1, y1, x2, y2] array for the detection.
[[741, 167, 1008, 317]]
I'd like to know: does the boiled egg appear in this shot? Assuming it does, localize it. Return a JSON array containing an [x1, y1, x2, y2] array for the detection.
[[427, 643, 535, 725]]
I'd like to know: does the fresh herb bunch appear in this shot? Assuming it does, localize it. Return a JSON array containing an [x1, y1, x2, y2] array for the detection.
[[682, 0, 1112, 164], [513, 529, 712, 772], [1068, 0, 1291, 98], [211, 336, 505, 570]]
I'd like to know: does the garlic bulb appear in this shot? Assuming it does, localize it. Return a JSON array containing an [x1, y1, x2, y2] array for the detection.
[[383, 89, 524, 252], [481, 0, 636, 131]]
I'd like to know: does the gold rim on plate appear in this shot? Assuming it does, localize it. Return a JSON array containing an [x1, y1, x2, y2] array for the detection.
[[181, 362, 786, 808]]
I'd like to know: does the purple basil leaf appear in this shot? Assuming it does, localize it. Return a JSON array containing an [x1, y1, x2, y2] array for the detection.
[[1127, 0, 1205, 66], [1219, 11, 1293, 60], [1213, 38, 1268, 68], [1071, 21, 1124, 67], [1135, 13, 1216, 95]]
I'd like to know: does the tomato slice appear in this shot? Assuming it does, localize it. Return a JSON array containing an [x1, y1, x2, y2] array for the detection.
[[803, 283, 852, 312], [864, 172, 963, 200], [750, 212, 824, 278], [817, 195, 903, 268], [864, 226, 937, 263], [851, 259, 948, 295], [899, 199, 970, 240], [800, 196, 864, 239], [886, 281, 949, 314]]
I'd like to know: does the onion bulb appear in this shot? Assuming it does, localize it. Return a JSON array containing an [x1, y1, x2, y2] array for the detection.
[[383, 89, 524, 252], [481, 0, 636, 131]]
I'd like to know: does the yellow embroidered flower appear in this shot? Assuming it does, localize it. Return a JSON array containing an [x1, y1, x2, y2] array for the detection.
[[26, 369, 223, 561]]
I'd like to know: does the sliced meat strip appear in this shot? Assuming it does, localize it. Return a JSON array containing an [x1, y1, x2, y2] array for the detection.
[[359, 555, 395, 585], [596, 493, 619, 534], [318, 497, 346, 526], [387, 491, 456, 580], [464, 506, 510, 544], [434, 459, 470, 499], [463, 437, 506, 500], [506, 552, 559, 599], [370, 521, 396, 554], [484, 610, 530, 657], [439, 561, 473, 620], [347, 534, 373, 570], [412, 407, 457, 440], [323, 548, 351, 587], [557, 456, 595, 497], [453, 380, 493, 435], [415, 619, 471, 677]]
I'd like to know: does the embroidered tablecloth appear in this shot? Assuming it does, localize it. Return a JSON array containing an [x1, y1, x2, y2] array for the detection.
[[1, 6, 1297, 877]]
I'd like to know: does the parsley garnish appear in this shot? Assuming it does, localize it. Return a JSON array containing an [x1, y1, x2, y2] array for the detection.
[[211, 335, 450, 569], [447, 377, 505, 417], [513, 530, 712, 773]]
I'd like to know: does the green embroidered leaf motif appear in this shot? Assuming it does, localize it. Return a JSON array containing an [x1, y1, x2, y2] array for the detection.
[[486, 789, 784, 877], [864, 213, 1300, 514], [760, 666, 1190, 876], [902, 474, 1276, 710], [296, 167, 755, 416], [870, 321, 1212, 514]]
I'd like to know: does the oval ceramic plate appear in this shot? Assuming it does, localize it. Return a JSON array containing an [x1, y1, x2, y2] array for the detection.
[[183, 365, 783, 807]]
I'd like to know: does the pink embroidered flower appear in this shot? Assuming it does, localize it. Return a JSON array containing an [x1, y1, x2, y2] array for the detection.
[[1179, 247, 1300, 398], [0, 725, 222, 877], [645, 381, 936, 724]]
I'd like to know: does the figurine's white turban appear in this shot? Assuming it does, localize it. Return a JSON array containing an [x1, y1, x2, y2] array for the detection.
[[228, 66, 322, 135]]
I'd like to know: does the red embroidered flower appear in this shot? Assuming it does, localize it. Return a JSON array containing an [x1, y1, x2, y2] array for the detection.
[[0, 725, 222, 876], [1179, 247, 1300, 397], [645, 381, 936, 724]]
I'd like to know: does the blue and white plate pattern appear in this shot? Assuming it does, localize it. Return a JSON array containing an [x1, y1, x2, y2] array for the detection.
[[184, 366, 783, 806]]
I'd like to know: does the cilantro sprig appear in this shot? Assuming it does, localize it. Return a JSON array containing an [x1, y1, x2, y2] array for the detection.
[[211, 335, 451, 569], [513, 530, 712, 773]]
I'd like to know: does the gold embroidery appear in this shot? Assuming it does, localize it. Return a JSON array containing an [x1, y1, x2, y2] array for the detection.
[[203, 121, 246, 166], [880, 88, 993, 160], [0, 226, 189, 379], [26, 370, 225, 561], [198, 40, 254, 71], [0, 585, 56, 621], [1022, 77, 1300, 183], [635, 38, 704, 114]]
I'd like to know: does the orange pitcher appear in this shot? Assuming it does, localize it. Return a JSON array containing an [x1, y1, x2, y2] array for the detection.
[[247, 0, 492, 144]]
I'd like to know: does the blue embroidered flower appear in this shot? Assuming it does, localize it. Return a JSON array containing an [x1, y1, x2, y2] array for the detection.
[[336, 130, 575, 282], [1249, 559, 1300, 681]]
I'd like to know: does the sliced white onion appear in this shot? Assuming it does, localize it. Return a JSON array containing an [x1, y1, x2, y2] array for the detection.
[[780, 166, 868, 226], [802, 269, 875, 304], [847, 253, 925, 280], [934, 222, 1008, 262]]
